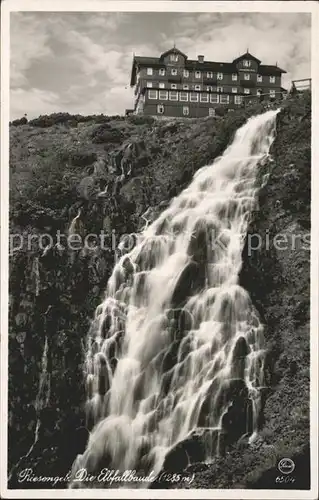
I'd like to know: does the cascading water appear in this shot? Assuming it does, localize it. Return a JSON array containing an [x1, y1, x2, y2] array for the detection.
[[70, 109, 280, 488]]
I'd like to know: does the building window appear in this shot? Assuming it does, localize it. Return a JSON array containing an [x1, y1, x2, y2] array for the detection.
[[257, 74, 263, 82], [159, 68, 166, 76], [170, 54, 178, 62], [243, 60, 251, 67], [235, 95, 243, 104], [183, 69, 189, 77], [244, 74, 250, 80], [146, 82, 153, 88], [171, 84, 177, 89], [195, 85, 201, 91], [171, 68, 177, 76], [270, 90, 276, 98], [232, 87, 238, 93], [183, 84, 189, 90], [159, 83, 165, 89], [209, 108, 216, 117], [207, 71, 213, 78], [195, 71, 201, 79], [217, 86, 223, 93], [179, 92, 189, 102], [207, 86, 213, 92], [200, 93, 209, 102], [157, 104, 164, 114], [217, 73, 223, 80], [159, 90, 168, 100], [147, 67, 153, 75], [244, 88, 250, 94], [269, 76, 276, 83], [210, 94, 219, 103], [169, 91, 178, 101], [232, 74, 238, 81], [190, 92, 199, 102], [183, 106, 190, 116], [220, 94, 230, 104], [148, 90, 157, 99]]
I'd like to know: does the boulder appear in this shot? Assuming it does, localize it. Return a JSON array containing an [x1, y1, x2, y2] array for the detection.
[[161, 427, 224, 474], [231, 336, 250, 379], [171, 261, 205, 308]]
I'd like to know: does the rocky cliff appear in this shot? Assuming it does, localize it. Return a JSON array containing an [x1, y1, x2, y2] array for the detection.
[[8, 93, 311, 489]]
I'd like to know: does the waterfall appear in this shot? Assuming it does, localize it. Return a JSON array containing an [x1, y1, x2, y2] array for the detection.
[[69, 109, 279, 487]]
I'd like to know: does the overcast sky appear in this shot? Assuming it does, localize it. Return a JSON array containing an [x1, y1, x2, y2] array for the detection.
[[10, 11, 311, 119]]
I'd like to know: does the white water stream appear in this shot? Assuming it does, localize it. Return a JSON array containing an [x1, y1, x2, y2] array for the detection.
[[70, 109, 279, 487]]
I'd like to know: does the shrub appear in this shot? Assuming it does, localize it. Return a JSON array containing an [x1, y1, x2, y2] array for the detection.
[[68, 151, 97, 167], [127, 115, 155, 126], [91, 125, 124, 144], [215, 107, 227, 117], [11, 117, 28, 126]]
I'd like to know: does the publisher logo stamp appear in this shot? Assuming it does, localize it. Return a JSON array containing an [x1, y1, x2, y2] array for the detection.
[[278, 458, 295, 475]]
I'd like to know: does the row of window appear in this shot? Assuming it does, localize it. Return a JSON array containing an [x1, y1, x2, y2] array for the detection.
[[148, 89, 278, 102], [147, 82, 254, 93], [145, 67, 276, 83], [156, 104, 217, 116], [148, 90, 244, 104]]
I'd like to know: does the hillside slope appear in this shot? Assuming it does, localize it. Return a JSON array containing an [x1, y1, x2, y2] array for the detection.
[[8, 94, 311, 489]]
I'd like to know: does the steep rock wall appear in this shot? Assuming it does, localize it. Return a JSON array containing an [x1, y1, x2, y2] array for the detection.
[[8, 94, 311, 489]]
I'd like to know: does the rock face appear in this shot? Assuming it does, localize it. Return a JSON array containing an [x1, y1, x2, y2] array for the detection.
[[8, 93, 311, 489], [167, 95, 311, 489]]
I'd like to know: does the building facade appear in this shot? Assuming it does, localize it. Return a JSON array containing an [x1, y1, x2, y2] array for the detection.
[[130, 47, 287, 118]]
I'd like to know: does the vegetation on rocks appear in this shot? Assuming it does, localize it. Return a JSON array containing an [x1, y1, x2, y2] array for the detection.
[[8, 92, 311, 489]]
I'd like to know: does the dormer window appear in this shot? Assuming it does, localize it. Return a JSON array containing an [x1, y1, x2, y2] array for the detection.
[[243, 60, 251, 67], [170, 54, 178, 62]]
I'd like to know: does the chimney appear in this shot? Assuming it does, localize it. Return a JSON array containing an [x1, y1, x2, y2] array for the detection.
[[198, 55, 204, 63]]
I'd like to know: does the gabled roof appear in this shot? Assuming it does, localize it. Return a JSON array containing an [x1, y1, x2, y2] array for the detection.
[[159, 47, 188, 61], [184, 60, 236, 72], [130, 56, 165, 86], [258, 64, 287, 75], [129, 50, 286, 86], [232, 51, 261, 64]]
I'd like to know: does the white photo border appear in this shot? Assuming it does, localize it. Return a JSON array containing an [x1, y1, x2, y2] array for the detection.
[[1, 1, 318, 499]]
